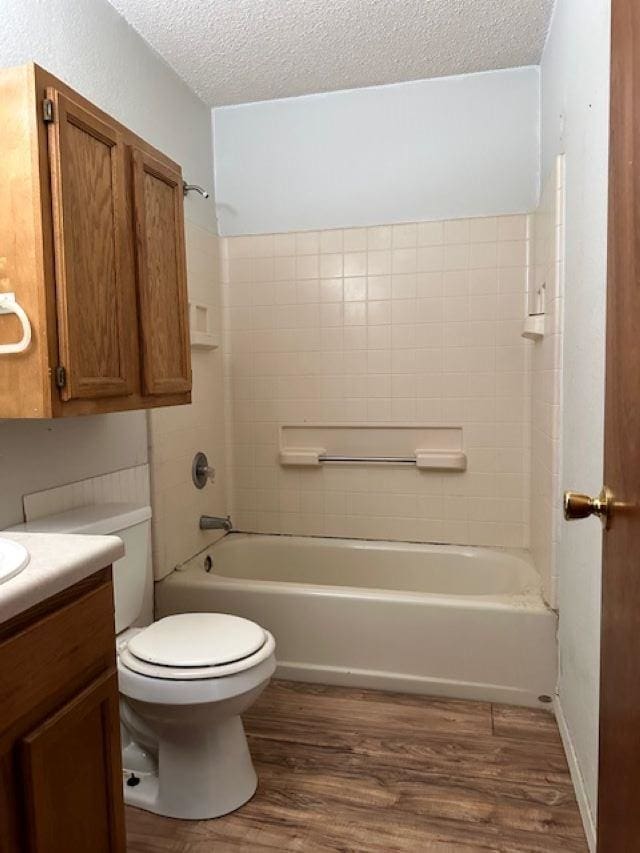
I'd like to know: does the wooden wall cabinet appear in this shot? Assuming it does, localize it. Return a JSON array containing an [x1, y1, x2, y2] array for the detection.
[[0, 63, 192, 417], [0, 569, 126, 852]]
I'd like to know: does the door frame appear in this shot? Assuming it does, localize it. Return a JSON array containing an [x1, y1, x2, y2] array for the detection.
[[597, 0, 640, 849]]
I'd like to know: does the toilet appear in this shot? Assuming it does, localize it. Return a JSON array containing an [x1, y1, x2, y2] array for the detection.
[[12, 502, 276, 820]]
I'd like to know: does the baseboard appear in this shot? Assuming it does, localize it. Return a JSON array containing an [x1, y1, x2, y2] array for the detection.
[[553, 696, 597, 852], [276, 661, 548, 708]]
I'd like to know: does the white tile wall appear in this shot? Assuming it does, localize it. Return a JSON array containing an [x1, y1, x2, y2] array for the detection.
[[23, 464, 151, 522], [529, 156, 565, 605], [221, 214, 531, 548], [22, 463, 154, 625], [148, 221, 229, 580]]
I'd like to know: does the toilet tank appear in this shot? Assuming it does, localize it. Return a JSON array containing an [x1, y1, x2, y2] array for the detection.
[[10, 503, 152, 633]]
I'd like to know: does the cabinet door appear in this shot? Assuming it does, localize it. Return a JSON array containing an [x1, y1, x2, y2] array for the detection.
[[46, 89, 135, 401], [21, 670, 125, 853], [131, 147, 191, 396]]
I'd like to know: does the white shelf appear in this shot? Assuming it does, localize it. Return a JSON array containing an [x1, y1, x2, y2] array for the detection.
[[189, 301, 219, 350], [521, 314, 545, 341], [191, 330, 220, 350]]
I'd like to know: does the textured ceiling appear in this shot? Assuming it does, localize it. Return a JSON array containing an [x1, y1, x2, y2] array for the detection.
[[106, 0, 555, 107]]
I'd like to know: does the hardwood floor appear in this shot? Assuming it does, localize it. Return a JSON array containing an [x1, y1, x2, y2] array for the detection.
[[126, 680, 587, 852]]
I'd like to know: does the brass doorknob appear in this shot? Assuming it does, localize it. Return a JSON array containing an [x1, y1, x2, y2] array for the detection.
[[563, 487, 614, 529]]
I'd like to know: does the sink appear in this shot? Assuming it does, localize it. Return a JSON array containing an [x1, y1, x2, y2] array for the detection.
[[0, 537, 29, 585]]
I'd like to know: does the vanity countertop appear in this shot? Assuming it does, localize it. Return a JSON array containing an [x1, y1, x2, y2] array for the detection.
[[0, 532, 124, 625]]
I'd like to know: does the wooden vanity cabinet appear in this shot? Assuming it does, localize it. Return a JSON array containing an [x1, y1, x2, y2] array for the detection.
[[0, 568, 125, 853], [0, 63, 191, 417]]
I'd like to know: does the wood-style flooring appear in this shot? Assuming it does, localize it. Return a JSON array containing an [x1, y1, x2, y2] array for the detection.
[[126, 680, 588, 852]]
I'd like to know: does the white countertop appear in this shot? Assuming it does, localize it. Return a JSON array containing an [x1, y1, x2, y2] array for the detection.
[[0, 532, 124, 625]]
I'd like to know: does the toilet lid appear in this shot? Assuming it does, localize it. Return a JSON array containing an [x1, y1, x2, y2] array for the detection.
[[127, 613, 267, 668]]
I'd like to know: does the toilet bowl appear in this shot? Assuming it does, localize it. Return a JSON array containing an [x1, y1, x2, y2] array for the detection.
[[12, 503, 276, 820], [117, 613, 276, 819]]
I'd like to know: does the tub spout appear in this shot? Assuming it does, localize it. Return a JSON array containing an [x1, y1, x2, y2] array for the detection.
[[199, 514, 232, 532]]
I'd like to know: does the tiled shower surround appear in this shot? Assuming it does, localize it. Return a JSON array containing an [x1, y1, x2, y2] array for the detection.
[[148, 221, 228, 580], [221, 215, 533, 549]]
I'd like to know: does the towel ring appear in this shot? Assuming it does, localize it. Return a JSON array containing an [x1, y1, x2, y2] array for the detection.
[[0, 292, 32, 354]]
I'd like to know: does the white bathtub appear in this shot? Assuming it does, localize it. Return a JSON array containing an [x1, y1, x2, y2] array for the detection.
[[156, 533, 557, 707]]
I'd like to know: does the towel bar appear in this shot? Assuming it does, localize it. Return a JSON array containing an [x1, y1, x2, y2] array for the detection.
[[318, 454, 416, 464], [279, 448, 467, 471]]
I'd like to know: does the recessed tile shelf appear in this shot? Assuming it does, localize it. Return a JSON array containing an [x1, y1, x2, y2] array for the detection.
[[278, 424, 467, 471], [189, 301, 219, 349]]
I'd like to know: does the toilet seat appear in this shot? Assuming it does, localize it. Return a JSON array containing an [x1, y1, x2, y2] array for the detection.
[[118, 613, 274, 681], [117, 630, 276, 705]]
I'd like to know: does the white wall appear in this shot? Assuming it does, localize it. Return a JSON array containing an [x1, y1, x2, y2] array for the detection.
[[0, 0, 216, 529], [0, 414, 148, 528], [528, 156, 565, 608], [214, 67, 540, 236], [542, 0, 611, 847], [0, 0, 214, 230]]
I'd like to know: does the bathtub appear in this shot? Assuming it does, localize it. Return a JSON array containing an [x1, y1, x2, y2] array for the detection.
[[156, 533, 557, 707]]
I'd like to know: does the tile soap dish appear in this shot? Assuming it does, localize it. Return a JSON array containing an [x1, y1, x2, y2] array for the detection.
[[522, 282, 546, 341], [189, 301, 219, 349], [522, 313, 545, 341]]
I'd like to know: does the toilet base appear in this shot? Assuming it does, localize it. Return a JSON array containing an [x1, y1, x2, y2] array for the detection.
[[122, 713, 259, 820]]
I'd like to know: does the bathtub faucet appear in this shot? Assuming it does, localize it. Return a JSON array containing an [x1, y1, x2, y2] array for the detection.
[[199, 514, 232, 532]]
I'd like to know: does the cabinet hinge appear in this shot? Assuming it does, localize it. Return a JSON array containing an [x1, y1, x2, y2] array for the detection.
[[54, 365, 66, 389], [42, 98, 54, 123]]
